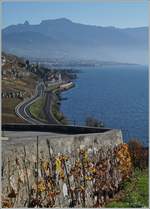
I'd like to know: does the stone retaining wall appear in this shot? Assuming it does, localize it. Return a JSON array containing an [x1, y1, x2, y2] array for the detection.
[[2, 129, 124, 207]]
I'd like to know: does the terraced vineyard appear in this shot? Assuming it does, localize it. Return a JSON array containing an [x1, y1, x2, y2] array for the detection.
[[2, 142, 133, 208]]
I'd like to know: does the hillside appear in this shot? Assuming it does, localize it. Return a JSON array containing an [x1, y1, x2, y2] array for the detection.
[[2, 18, 148, 65], [2, 53, 39, 123]]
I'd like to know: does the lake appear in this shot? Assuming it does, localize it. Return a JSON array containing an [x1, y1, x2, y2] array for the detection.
[[60, 65, 148, 146]]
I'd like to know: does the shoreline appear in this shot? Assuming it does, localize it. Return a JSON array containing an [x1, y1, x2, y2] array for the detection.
[[50, 82, 75, 125]]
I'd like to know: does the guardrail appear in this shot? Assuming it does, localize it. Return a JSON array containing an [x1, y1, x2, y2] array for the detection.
[[2, 123, 111, 135]]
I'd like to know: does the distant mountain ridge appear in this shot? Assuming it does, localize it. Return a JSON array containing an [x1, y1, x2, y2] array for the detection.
[[2, 18, 148, 64]]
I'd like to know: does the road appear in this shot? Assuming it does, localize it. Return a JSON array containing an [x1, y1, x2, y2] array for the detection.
[[43, 91, 60, 124], [3, 56, 59, 125], [15, 80, 60, 125], [15, 81, 47, 124]]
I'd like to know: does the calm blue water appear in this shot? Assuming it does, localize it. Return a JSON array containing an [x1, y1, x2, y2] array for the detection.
[[60, 65, 148, 146]]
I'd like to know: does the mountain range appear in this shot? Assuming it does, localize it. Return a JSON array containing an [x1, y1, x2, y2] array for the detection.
[[2, 18, 148, 64]]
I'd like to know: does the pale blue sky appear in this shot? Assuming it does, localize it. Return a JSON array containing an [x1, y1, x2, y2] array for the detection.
[[2, 1, 149, 28]]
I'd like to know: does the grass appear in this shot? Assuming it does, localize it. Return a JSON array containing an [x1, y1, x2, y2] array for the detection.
[[29, 96, 47, 122], [2, 113, 24, 124], [2, 98, 21, 114], [2, 98, 24, 123], [29, 84, 67, 124], [46, 82, 74, 125], [105, 169, 149, 208], [46, 83, 60, 91]]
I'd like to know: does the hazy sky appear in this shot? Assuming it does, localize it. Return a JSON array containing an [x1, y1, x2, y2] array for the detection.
[[2, 1, 149, 28]]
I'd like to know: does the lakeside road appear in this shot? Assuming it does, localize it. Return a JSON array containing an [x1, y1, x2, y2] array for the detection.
[[43, 82, 75, 125], [15, 81, 60, 125], [15, 80, 75, 125], [43, 91, 60, 124]]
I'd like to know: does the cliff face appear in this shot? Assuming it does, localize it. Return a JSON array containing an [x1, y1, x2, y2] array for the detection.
[[2, 130, 124, 207]]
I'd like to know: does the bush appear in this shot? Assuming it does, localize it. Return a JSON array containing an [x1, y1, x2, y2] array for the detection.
[[128, 139, 148, 169]]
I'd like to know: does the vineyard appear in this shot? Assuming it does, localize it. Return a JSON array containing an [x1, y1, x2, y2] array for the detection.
[[2, 139, 132, 208]]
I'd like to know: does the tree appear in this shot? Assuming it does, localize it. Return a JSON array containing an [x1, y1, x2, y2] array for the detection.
[[25, 60, 30, 70], [128, 139, 148, 169], [85, 117, 104, 127]]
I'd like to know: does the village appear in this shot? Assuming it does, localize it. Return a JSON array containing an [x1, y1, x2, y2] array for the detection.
[[1, 53, 76, 124], [1, 53, 148, 208]]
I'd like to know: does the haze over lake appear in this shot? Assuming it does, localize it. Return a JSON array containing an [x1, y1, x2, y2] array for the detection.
[[61, 65, 148, 146]]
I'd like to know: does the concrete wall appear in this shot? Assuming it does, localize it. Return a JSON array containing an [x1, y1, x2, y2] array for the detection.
[[2, 129, 123, 153]]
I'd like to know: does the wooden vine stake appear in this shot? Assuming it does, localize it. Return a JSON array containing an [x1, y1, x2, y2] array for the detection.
[[23, 146, 30, 206]]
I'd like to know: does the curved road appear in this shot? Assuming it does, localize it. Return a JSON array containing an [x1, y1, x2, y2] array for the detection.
[[15, 81, 47, 124], [16, 95, 43, 125], [4, 56, 58, 125]]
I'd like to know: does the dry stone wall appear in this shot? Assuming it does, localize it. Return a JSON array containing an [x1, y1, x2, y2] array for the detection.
[[1, 129, 128, 208]]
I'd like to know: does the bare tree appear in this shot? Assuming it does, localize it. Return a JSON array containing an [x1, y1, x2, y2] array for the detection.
[[85, 117, 104, 127]]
